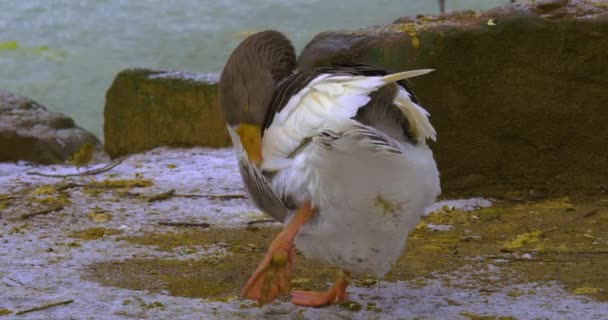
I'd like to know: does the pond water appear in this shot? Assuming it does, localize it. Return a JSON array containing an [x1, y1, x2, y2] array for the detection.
[[1, 0, 510, 139]]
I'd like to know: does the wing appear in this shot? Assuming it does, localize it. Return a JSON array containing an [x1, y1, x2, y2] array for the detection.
[[227, 125, 288, 222], [314, 62, 423, 105], [260, 66, 435, 171], [312, 125, 405, 155], [263, 63, 423, 132], [263, 71, 322, 130]]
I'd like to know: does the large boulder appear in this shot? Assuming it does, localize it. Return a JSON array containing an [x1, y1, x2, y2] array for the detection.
[[0, 90, 105, 164], [104, 68, 230, 158], [298, 0, 608, 196]]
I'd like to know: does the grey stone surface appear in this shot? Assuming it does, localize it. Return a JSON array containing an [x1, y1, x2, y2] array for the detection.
[[0, 89, 106, 164], [298, 0, 608, 196]]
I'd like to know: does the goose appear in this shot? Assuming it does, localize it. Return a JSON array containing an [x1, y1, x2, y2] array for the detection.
[[219, 30, 440, 307]]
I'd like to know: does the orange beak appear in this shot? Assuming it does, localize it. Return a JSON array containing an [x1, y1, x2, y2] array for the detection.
[[235, 123, 263, 166]]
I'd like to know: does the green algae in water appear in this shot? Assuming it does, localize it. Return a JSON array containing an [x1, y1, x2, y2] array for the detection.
[[0, 41, 19, 51]]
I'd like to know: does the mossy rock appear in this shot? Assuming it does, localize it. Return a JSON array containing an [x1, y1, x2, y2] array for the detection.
[[298, 0, 608, 197], [104, 68, 230, 158], [0, 89, 104, 164]]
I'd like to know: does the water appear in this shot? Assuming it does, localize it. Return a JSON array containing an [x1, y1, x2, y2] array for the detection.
[[1, 0, 509, 140]]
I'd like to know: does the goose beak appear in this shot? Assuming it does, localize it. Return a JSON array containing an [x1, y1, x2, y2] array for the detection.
[[235, 123, 263, 166]]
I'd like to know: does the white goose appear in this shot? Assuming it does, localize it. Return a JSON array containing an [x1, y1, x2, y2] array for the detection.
[[219, 30, 440, 307]]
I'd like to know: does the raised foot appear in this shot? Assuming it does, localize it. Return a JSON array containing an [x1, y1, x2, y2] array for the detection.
[[241, 239, 295, 305], [291, 271, 350, 307]]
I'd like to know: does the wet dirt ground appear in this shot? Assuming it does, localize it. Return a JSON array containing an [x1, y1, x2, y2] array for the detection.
[[1, 148, 607, 319]]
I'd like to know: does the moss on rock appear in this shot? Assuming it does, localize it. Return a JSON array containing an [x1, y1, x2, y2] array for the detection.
[[298, 0, 608, 197], [104, 69, 230, 158]]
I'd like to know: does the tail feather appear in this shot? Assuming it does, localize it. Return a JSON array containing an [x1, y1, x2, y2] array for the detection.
[[381, 69, 434, 84], [394, 88, 437, 142]]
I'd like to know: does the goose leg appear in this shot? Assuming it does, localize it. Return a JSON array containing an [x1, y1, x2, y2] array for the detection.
[[241, 201, 315, 305]]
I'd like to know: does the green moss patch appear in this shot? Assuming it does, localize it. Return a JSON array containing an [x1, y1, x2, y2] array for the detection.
[[88, 179, 153, 188], [388, 198, 608, 301], [70, 227, 123, 240], [87, 226, 339, 301], [85, 198, 608, 302], [0, 309, 13, 316]]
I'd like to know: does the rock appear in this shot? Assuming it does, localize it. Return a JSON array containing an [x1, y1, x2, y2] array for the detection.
[[104, 68, 230, 158], [298, 0, 608, 196], [0, 90, 105, 165], [532, 0, 573, 15]]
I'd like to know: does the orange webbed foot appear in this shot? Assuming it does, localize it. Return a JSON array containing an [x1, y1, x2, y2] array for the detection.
[[291, 270, 350, 307], [242, 202, 315, 305], [241, 238, 296, 304]]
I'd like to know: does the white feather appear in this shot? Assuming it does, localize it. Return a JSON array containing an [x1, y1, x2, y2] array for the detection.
[[312, 82, 345, 96], [258, 69, 440, 277], [226, 125, 248, 162], [261, 75, 382, 170], [271, 123, 440, 277], [393, 87, 437, 141], [273, 74, 331, 125]]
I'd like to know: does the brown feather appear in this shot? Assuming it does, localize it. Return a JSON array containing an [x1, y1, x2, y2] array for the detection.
[[219, 30, 296, 126]]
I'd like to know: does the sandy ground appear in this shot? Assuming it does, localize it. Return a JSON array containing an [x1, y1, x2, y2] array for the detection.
[[1, 147, 607, 319]]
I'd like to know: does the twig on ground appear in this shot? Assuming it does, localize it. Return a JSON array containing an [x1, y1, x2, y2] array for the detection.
[[57, 182, 79, 191], [174, 193, 246, 200], [247, 219, 277, 226], [5, 277, 26, 287], [125, 192, 246, 201], [485, 251, 608, 264], [20, 205, 64, 220], [26, 157, 126, 178], [15, 300, 74, 315], [158, 221, 210, 228], [147, 189, 175, 202]]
